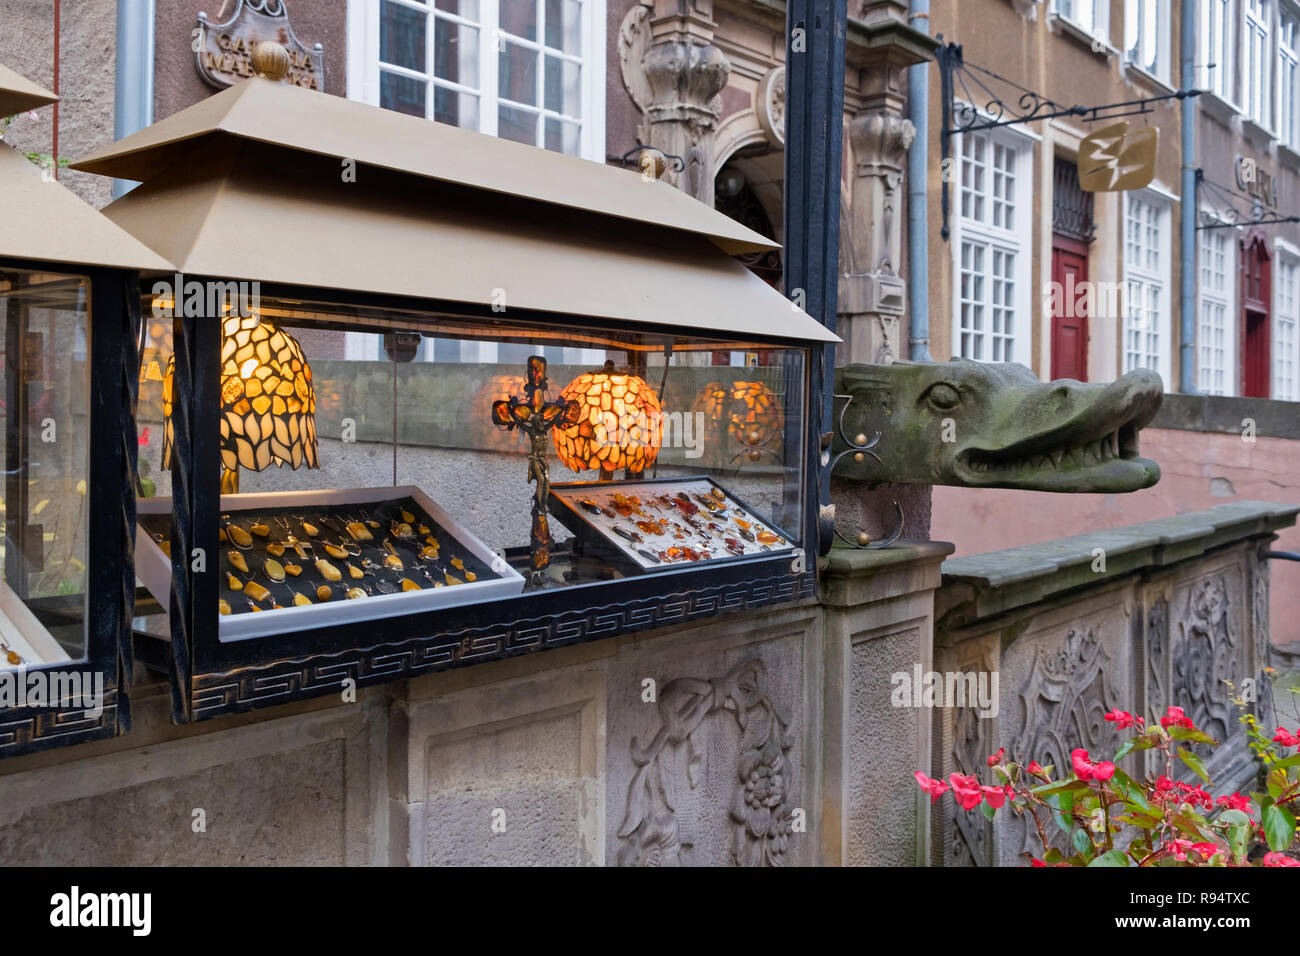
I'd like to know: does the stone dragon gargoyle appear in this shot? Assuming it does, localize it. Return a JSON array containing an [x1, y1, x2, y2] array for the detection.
[[832, 359, 1163, 493]]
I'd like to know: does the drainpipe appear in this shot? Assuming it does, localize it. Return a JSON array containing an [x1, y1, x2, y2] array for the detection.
[[1179, 0, 1198, 392], [907, 0, 933, 361], [112, 0, 154, 199]]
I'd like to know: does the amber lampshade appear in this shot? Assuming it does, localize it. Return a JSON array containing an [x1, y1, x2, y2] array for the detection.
[[690, 380, 784, 461], [552, 361, 662, 475], [162, 315, 318, 486]]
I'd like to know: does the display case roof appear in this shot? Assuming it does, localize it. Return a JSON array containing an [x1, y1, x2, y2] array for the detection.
[[91, 138, 836, 343], [0, 63, 57, 117], [0, 142, 174, 271], [73, 76, 775, 256], [72, 76, 837, 344]]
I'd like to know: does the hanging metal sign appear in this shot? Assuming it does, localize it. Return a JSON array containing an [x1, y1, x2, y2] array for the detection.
[[195, 0, 324, 91], [1077, 121, 1158, 192]]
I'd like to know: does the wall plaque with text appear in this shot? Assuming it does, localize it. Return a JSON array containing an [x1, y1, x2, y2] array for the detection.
[[195, 0, 324, 91]]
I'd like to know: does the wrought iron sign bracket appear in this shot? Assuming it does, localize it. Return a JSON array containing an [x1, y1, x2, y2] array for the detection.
[[825, 393, 904, 551], [936, 40, 1201, 240], [1195, 169, 1300, 230]]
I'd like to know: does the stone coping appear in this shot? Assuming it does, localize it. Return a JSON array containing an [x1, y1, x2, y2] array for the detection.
[[1151, 392, 1300, 441], [822, 538, 955, 608], [938, 501, 1299, 626]]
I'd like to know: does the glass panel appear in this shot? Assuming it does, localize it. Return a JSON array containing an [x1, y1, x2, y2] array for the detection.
[[0, 270, 90, 669], [500, 41, 538, 106], [544, 116, 581, 155], [545, 0, 582, 54], [544, 55, 581, 117], [433, 84, 480, 129], [380, 0, 427, 72], [136, 297, 810, 639], [499, 103, 538, 145], [435, 0, 480, 19], [501, 0, 538, 40], [380, 70, 427, 117], [434, 18, 479, 87]]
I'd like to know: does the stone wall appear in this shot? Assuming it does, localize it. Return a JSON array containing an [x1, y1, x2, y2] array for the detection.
[[932, 501, 1297, 867]]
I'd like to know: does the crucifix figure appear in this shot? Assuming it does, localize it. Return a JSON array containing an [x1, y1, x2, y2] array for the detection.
[[490, 356, 579, 589]]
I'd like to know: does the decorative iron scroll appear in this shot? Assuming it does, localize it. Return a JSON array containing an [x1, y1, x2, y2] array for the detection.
[[936, 40, 1200, 240], [1196, 172, 1300, 230], [826, 393, 903, 550]]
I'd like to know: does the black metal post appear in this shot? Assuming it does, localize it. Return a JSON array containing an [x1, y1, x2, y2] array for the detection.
[[784, 0, 847, 556]]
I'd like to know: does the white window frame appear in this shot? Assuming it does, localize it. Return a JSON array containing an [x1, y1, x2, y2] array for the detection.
[[346, 0, 606, 163], [1273, 247, 1300, 400], [1197, 223, 1237, 396], [949, 120, 1034, 367], [1122, 191, 1173, 385], [1246, 0, 1275, 128], [1124, 0, 1171, 82], [1201, 0, 1238, 103], [1280, 2, 1300, 147]]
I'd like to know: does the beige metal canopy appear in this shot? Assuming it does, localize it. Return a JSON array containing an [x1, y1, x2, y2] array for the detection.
[[0, 63, 56, 118], [71, 77, 837, 344]]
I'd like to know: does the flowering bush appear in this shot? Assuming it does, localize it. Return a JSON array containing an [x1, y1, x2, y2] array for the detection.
[[916, 705, 1300, 866]]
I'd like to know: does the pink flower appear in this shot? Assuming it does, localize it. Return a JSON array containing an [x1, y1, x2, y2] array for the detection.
[[1160, 706, 1195, 730], [1104, 708, 1138, 729], [1264, 852, 1300, 867], [987, 747, 1005, 767], [1027, 760, 1049, 779], [1215, 792, 1252, 814], [1272, 728, 1300, 748], [1190, 842, 1222, 860], [948, 773, 984, 811], [981, 785, 1007, 809], [1092, 761, 1116, 782], [1156, 775, 1174, 792], [1169, 838, 1194, 862], [914, 771, 949, 804], [138, 426, 151, 447], [1071, 748, 1093, 780]]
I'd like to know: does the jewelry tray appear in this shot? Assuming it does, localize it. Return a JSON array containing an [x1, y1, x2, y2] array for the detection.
[[547, 476, 796, 575], [136, 485, 525, 642]]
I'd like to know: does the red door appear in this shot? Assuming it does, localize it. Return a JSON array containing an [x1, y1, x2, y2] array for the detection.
[[1241, 231, 1272, 398], [1050, 237, 1089, 381]]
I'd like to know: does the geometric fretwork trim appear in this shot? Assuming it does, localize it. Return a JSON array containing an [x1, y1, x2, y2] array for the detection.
[[0, 690, 119, 756], [192, 571, 816, 719]]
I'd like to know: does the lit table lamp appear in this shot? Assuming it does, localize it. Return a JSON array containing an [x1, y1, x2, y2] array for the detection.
[[163, 314, 319, 493], [552, 360, 662, 479], [691, 380, 783, 463]]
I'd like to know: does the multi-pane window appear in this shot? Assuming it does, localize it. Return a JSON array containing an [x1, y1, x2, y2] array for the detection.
[[1246, 0, 1273, 126], [1202, 0, 1236, 99], [1281, 8, 1299, 146], [1125, 0, 1166, 79], [1198, 230, 1234, 395], [358, 0, 603, 161], [1124, 195, 1168, 375], [1276, 257, 1299, 400], [955, 130, 1027, 363]]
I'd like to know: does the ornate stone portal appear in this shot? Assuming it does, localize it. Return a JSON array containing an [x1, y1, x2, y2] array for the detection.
[[619, 1, 730, 205]]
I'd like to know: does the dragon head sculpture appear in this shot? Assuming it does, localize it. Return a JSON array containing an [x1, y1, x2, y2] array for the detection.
[[832, 359, 1163, 493]]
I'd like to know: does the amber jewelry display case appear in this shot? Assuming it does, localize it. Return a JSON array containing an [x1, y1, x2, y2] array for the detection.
[[0, 63, 173, 759], [69, 45, 836, 724]]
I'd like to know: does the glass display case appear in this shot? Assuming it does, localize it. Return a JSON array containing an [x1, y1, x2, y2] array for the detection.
[[69, 58, 834, 721], [0, 63, 169, 759]]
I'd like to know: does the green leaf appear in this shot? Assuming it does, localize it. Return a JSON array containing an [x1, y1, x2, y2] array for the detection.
[[1110, 768, 1153, 812], [1072, 827, 1093, 855], [1262, 804, 1297, 853], [1114, 812, 1162, 830], [1045, 791, 1076, 834], [1114, 739, 1136, 762], [1272, 753, 1300, 771], [1088, 848, 1129, 867], [1030, 778, 1093, 797], [979, 802, 996, 822], [1169, 726, 1218, 746], [1219, 809, 1252, 865], [1043, 848, 1064, 864], [1177, 747, 1210, 784]]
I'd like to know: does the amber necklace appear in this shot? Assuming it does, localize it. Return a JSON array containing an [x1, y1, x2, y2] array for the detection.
[[1, 640, 24, 666]]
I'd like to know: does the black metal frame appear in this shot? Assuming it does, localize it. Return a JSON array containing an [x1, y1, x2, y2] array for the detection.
[[161, 280, 818, 722], [1195, 170, 1300, 230], [936, 40, 1202, 240], [0, 257, 139, 758]]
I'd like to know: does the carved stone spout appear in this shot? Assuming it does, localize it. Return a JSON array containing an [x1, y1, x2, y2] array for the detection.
[[832, 359, 1164, 493]]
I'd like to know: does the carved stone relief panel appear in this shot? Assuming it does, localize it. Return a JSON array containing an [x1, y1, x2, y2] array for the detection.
[[932, 632, 998, 867], [1171, 571, 1241, 749]]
